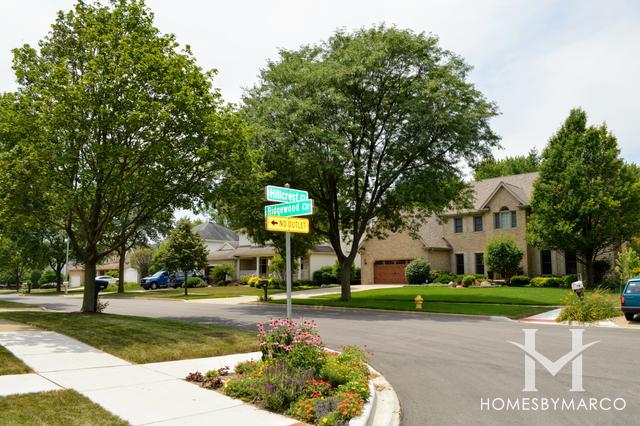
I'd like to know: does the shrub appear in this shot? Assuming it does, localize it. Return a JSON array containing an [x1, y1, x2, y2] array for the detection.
[[313, 266, 337, 286], [106, 270, 119, 279], [30, 271, 42, 289], [261, 359, 314, 412], [247, 276, 260, 287], [38, 270, 58, 286], [239, 275, 251, 285], [530, 276, 563, 288], [269, 277, 285, 289], [234, 360, 259, 375], [431, 271, 456, 284], [293, 279, 317, 287], [616, 247, 640, 285], [211, 264, 235, 284], [225, 375, 260, 401], [319, 347, 369, 388], [509, 275, 530, 286], [460, 275, 475, 287], [561, 274, 578, 289], [484, 237, 523, 282], [405, 259, 431, 284], [184, 277, 205, 288], [557, 289, 620, 322], [332, 260, 357, 282], [185, 371, 204, 383]]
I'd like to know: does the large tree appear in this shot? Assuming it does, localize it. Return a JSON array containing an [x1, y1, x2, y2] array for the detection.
[[472, 148, 540, 180], [527, 108, 640, 288], [231, 26, 499, 300], [0, 0, 244, 312]]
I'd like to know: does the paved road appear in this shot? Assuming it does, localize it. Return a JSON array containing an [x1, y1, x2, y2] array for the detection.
[[2, 294, 639, 426]]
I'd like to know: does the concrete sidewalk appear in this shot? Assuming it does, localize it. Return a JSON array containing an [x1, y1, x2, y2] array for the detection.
[[0, 328, 300, 425]]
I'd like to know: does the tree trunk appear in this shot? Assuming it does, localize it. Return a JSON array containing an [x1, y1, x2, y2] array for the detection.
[[339, 259, 352, 302], [183, 269, 188, 297], [585, 257, 595, 289], [117, 244, 126, 294], [55, 265, 63, 293], [81, 257, 98, 313]]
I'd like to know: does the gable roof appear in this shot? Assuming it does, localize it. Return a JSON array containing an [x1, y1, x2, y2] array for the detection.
[[449, 172, 539, 214], [192, 222, 239, 242]]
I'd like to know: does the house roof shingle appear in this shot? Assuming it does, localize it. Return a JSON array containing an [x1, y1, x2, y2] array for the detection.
[[192, 222, 239, 242]]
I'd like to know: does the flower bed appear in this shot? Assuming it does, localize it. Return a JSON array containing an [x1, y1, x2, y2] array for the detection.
[[185, 318, 371, 426]]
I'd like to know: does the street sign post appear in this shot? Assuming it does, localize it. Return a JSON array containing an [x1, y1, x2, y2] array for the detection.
[[264, 199, 313, 217], [265, 185, 309, 203], [264, 184, 314, 319], [266, 216, 310, 234]]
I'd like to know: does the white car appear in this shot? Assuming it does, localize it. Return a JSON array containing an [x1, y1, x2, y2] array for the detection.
[[95, 275, 117, 284]]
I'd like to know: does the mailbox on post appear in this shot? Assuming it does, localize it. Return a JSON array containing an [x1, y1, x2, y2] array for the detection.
[[571, 280, 585, 300]]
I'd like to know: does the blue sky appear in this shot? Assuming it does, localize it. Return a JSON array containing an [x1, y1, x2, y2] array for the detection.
[[1, 0, 638, 167]]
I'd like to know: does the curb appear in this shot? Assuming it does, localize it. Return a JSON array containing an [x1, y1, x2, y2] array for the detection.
[[368, 366, 401, 426]]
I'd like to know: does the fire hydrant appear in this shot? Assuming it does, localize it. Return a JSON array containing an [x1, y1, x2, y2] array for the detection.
[[414, 295, 423, 310]]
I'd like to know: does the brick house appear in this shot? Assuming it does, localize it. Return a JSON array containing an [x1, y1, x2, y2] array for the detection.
[[359, 172, 589, 284]]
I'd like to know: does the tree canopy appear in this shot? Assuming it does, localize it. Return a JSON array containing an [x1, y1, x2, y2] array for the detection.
[[0, 0, 246, 311], [484, 236, 523, 281], [527, 108, 640, 287], [216, 25, 499, 300], [472, 148, 540, 180]]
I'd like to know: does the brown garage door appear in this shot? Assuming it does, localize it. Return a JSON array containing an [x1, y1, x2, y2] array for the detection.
[[374, 260, 409, 284]]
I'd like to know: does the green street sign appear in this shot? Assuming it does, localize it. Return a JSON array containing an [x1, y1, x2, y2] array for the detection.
[[265, 185, 309, 203], [264, 199, 313, 217]]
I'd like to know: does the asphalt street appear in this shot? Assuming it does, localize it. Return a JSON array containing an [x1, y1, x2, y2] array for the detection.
[[2, 294, 639, 426]]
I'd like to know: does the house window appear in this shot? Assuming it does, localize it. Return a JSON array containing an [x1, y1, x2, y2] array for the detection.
[[260, 258, 269, 276], [455, 254, 465, 275], [454, 218, 463, 233], [475, 253, 485, 275], [565, 252, 577, 275], [473, 216, 483, 232], [541, 250, 552, 275], [494, 207, 516, 229]]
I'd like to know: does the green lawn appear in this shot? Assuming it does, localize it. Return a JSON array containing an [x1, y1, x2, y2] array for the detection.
[[272, 286, 570, 319], [0, 312, 258, 364], [0, 300, 36, 308], [102, 285, 316, 300], [0, 345, 32, 375], [0, 390, 128, 426]]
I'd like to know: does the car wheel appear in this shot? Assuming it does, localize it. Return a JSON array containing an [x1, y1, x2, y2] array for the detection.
[[151, 283, 158, 290], [624, 312, 635, 321]]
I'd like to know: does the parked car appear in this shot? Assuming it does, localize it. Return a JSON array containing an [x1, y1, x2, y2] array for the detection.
[[620, 278, 640, 320], [40, 282, 57, 289], [96, 275, 117, 284], [140, 271, 179, 290]]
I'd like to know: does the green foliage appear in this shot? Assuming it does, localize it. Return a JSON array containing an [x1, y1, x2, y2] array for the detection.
[[38, 270, 57, 286], [211, 263, 235, 283], [269, 255, 300, 281], [404, 259, 431, 284], [29, 271, 42, 289], [561, 274, 578, 289], [218, 24, 499, 301], [293, 279, 318, 287], [527, 108, 640, 288], [530, 277, 564, 288], [105, 271, 119, 279], [461, 275, 476, 287], [184, 277, 205, 288], [157, 219, 208, 296], [313, 266, 337, 286], [616, 247, 640, 285], [247, 276, 260, 287], [484, 237, 524, 282], [431, 271, 456, 284], [509, 275, 530, 287], [130, 247, 154, 278], [0, 0, 247, 311], [557, 290, 620, 322], [472, 148, 540, 180]]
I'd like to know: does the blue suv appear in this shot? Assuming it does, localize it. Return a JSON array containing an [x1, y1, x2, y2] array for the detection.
[[140, 271, 179, 290], [621, 278, 640, 321]]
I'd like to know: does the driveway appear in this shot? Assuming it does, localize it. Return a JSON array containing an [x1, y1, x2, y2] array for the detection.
[[2, 294, 639, 426]]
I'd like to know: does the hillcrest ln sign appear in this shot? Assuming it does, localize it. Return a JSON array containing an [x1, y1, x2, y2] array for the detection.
[[265, 185, 309, 203]]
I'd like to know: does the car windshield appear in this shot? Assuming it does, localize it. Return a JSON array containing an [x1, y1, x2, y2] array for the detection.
[[625, 282, 640, 294], [150, 271, 165, 278]]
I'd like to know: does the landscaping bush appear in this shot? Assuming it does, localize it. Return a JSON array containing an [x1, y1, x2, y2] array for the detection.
[[561, 274, 578, 289], [484, 237, 523, 282], [269, 277, 285, 289], [461, 275, 476, 287], [38, 270, 57, 286], [530, 276, 563, 288], [509, 275, 530, 287], [247, 276, 260, 287], [211, 264, 235, 284], [431, 271, 456, 284], [405, 258, 431, 284], [106, 270, 119, 279], [615, 247, 640, 285], [239, 275, 251, 285], [313, 266, 337, 286], [184, 277, 205, 288], [30, 271, 42, 289], [557, 289, 620, 322], [293, 279, 318, 287]]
